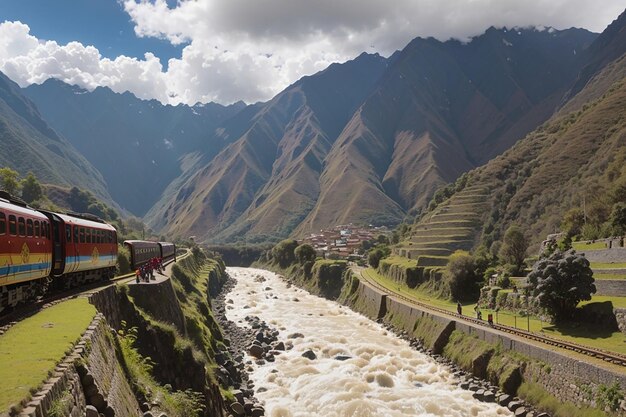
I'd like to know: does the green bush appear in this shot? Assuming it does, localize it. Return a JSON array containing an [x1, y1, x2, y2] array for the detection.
[[445, 251, 483, 302], [117, 244, 131, 275]]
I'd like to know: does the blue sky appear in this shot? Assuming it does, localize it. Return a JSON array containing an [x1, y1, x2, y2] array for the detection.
[[0, 0, 183, 66], [0, 0, 623, 105]]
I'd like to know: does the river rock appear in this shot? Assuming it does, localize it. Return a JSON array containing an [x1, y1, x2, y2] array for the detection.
[[288, 332, 304, 339], [515, 407, 529, 416], [334, 355, 351, 361], [483, 390, 495, 402], [508, 401, 523, 412], [273, 341, 285, 351], [302, 349, 317, 360], [230, 402, 245, 416], [497, 394, 512, 406], [249, 344, 264, 358], [251, 406, 265, 417], [86, 406, 99, 417]]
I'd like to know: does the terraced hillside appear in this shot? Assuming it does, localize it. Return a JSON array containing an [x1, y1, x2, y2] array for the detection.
[[381, 186, 490, 284], [397, 185, 490, 260]]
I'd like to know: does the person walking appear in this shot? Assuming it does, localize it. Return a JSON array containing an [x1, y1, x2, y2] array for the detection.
[[457, 301, 462, 316]]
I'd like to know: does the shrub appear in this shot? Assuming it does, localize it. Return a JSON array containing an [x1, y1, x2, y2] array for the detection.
[[445, 251, 483, 301], [368, 248, 385, 268], [528, 250, 596, 322], [294, 244, 317, 265], [271, 239, 299, 268], [117, 243, 131, 274]]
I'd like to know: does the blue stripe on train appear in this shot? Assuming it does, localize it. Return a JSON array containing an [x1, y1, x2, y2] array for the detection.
[[0, 262, 52, 276], [64, 255, 117, 264]]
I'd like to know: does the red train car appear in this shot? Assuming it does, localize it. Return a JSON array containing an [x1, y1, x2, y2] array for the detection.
[[0, 191, 118, 312], [0, 197, 53, 310], [40, 211, 117, 287]]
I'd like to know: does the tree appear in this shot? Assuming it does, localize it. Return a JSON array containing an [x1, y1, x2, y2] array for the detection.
[[271, 239, 298, 268], [527, 250, 596, 322], [368, 248, 385, 268], [445, 251, 483, 301], [498, 225, 528, 275], [0, 167, 20, 195], [610, 202, 626, 235], [294, 244, 316, 265], [21, 172, 43, 203], [561, 208, 585, 237]]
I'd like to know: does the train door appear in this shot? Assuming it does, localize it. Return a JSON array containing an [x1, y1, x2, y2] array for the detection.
[[50, 217, 65, 276], [65, 224, 79, 273]]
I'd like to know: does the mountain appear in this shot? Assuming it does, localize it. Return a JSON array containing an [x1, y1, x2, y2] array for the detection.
[[0, 72, 112, 202], [24, 80, 245, 215], [147, 26, 595, 243], [401, 9, 626, 255], [144, 53, 391, 242]]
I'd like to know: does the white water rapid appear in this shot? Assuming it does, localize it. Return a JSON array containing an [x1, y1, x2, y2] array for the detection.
[[225, 267, 513, 417]]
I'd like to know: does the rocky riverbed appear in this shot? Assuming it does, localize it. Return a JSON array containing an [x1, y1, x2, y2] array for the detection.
[[213, 267, 554, 417]]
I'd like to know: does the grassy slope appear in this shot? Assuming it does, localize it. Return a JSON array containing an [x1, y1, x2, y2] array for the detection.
[[0, 298, 96, 412]]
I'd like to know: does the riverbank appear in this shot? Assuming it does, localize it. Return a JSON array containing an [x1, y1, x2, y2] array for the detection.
[[256, 254, 626, 417], [224, 267, 515, 416]]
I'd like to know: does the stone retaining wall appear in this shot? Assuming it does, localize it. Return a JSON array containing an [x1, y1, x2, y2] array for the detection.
[[349, 278, 626, 412], [17, 313, 140, 417], [595, 280, 626, 296], [616, 309, 626, 335]]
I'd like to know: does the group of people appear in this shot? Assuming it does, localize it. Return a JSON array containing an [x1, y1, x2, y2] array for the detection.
[[135, 257, 164, 283], [456, 301, 494, 325]]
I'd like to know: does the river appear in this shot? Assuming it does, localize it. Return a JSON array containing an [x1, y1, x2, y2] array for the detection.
[[225, 267, 513, 417]]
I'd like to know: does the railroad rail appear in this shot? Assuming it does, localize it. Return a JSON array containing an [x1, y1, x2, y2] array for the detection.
[[355, 268, 626, 368]]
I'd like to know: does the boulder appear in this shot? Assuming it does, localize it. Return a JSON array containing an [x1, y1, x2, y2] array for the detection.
[[249, 344, 264, 359], [230, 402, 245, 416], [288, 333, 304, 339], [86, 405, 99, 417], [514, 407, 528, 416], [301, 350, 317, 360], [497, 394, 512, 406]]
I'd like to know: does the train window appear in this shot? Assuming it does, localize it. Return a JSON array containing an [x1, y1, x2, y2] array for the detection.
[[27, 219, 34, 237], [87, 229, 93, 244], [0, 212, 5, 235], [65, 225, 72, 243], [97, 230, 102, 244], [34, 221, 40, 237], [18, 217, 25, 236], [80, 227, 85, 243], [74, 226, 79, 243], [9, 215, 17, 236]]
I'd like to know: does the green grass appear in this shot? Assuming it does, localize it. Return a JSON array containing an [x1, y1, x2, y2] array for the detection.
[[360, 268, 626, 355], [0, 298, 96, 412], [591, 262, 626, 269], [592, 273, 626, 280], [573, 241, 609, 251], [518, 382, 609, 417]]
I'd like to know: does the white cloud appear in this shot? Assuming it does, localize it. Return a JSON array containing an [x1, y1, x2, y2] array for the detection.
[[0, 0, 624, 105]]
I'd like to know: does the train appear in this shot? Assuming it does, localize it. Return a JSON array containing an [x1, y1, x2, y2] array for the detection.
[[0, 191, 175, 314], [123, 240, 176, 270]]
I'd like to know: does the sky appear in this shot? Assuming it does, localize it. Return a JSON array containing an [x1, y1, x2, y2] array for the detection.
[[0, 0, 623, 105]]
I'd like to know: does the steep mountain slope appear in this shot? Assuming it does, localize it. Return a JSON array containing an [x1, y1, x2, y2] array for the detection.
[[0, 72, 112, 201], [145, 53, 391, 242], [24, 80, 244, 215], [407, 11, 626, 251], [146, 27, 596, 243], [294, 27, 595, 235]]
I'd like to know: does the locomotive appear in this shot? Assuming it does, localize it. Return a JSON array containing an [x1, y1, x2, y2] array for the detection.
[[0, 191, 118, 313]]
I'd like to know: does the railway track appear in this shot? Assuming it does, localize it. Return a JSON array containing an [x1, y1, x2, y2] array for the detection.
[[356, 268, 626, 368]]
